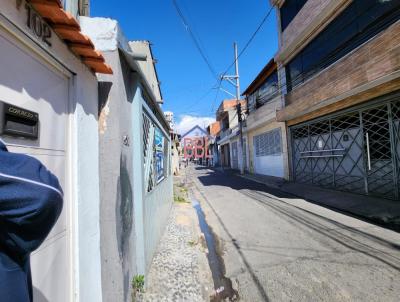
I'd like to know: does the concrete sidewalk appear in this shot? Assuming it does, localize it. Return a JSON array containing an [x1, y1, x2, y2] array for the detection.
[[237, 172, 400, 231], [141, 201, 213, 302]]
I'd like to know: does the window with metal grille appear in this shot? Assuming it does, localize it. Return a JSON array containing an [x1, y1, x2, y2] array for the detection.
[[154, 127, 166, 183], [143, 113, 152, 160], [143, 112, 170, 192], [286, 0, 400, 92], [254, 128, 282, 157], [249, 71, 279, 112]]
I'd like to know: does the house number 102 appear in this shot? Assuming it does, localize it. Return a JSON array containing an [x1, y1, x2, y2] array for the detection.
[[25, 4, 52, 47]]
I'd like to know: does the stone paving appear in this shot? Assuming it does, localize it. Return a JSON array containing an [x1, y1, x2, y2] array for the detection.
[[142, 201, 213, 302]]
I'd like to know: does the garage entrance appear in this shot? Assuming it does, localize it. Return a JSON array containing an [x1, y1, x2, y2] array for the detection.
[[291, 92, 400, 200], [253, 128, 284, 178]]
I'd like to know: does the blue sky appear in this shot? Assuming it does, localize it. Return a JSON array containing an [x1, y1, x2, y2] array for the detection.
[[91, 0, 278, 133]]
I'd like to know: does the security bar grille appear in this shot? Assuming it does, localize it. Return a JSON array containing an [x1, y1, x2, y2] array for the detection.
[[142, 113, 155, 192], [391, 101, 400, 199], [362, 105, 394, 198], [291, 94, 400, 200], [254, 128, 282, 157]]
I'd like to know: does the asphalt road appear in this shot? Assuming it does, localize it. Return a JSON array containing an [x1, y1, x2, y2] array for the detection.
[[186, 166, 400, 302]]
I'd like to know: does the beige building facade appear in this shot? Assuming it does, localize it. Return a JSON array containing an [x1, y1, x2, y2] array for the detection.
[[243, 60, 289, 179], [215, 99, 246, 169]]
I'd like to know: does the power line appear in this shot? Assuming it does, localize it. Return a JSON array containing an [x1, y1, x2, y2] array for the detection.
[[171, 0, 219, 80], [173, 3, 275, 118], [222, 5, 274, 77], [210, 79, 222, 113], [178, 0, 388, 122], [211, 5, 275, 117], [178, 0, 211, 71]]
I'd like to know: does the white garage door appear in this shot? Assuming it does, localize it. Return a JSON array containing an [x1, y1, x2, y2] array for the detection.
[[253, 128, 284, 178], [0, 30, 70, 302]]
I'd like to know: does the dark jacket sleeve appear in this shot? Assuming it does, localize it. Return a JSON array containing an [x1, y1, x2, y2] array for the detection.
[[0, 141, 63, 257]]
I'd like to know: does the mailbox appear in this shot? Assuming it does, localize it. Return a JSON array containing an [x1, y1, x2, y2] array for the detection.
[[0, 101, 39, 139]]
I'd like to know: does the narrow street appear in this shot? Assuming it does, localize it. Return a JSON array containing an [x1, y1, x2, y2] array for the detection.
[[185, 165, 400, 302], [2, 1, 400, 301]]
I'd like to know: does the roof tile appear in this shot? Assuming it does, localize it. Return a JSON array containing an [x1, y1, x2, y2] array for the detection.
[[27, 0, 112, 74]]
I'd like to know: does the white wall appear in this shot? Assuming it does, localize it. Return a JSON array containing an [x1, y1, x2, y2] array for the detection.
[[72, 68, 102, 302], [254, 154, 285, 178], [81, 17, 173, 298], [0, 1, 102, 301]]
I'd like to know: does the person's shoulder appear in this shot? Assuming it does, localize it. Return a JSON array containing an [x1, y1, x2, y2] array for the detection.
[[0, 145, 63, 197]]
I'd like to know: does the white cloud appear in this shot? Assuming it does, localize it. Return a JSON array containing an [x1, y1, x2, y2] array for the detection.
[[175, 115, 215, 135]]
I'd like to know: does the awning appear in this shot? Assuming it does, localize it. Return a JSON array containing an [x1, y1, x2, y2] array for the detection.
[[28, 0, 112, 74]]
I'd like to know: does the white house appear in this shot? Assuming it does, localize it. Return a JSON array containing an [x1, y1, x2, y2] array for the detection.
[[0, 0, 112, 301]]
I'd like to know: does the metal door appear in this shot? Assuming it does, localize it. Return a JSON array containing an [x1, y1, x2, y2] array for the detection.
[[231, 141, 239, 169], [291, 94, 400, 200], [292, 113, 365, 193], [391, 100, 400, 199], [221, 144, 230, 167], [362, 104, 395, 199], [330, 112, 365, 194], [243, 138, 248, 171]]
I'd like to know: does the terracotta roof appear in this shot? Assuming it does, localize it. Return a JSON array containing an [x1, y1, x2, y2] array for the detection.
[[242, 59, 276, 96], [216, 99, 246, 113], [28, 0, 112, 74], [216, 99, 246, 120], [207, 121, 221, 136]]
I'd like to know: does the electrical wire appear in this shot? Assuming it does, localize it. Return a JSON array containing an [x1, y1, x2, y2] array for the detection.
[[210, 79, 222, 113], [171, 0, 219, 80], [221, 5, 275, 78], [172, 2, 275, 119], [209, 4, 275, 117], [176, 1, 394, 132]]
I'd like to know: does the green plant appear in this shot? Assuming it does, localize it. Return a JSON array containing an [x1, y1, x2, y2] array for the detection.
[[188, 239, 197, 246], [132, 275, 145, 293], [174, 194, 188, 203]]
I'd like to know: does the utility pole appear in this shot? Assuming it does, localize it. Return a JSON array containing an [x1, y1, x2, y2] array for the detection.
[[221, 42, 245, 174]]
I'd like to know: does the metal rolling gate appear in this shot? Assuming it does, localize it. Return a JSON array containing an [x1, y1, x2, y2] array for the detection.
[[291, 93, 400, 200]]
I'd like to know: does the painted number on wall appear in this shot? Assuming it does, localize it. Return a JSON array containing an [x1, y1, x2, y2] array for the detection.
[[24, 4, 52, 47]]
